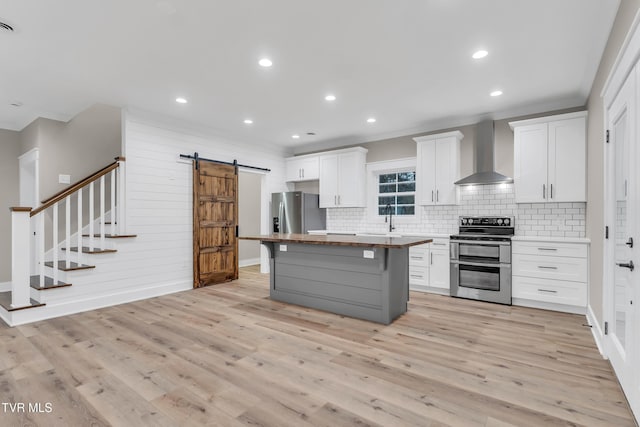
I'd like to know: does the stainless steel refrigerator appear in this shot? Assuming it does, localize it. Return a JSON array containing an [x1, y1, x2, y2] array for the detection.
[[271, 192, 326, 233]]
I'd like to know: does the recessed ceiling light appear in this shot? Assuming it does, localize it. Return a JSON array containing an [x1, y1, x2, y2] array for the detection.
[[259, 58, 273, 67], [244, 119, 253, 124], [472, 50, 488, 59], [325, 94, 336, 101], [175, 97, 188, 104], [367, 118, 376, 123], [490, 90, 503, 97], [292, 134, 300, 139]]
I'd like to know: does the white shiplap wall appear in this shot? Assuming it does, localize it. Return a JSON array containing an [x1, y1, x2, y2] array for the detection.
[[123, 111, 289, 285]]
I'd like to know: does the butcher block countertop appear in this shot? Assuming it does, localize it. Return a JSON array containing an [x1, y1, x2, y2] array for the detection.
[[240, 233, 432, 249]]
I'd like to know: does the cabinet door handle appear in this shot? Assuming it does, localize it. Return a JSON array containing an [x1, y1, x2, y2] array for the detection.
[[430, 252, 433, 265], [538, 289, 558, 293], [538, 266, 558, 270], [334, 195, 337, 205], [338, 195, 341, 205], [431, 190, 434, 202], [432, 243, 446, 246], [538, 247, 557, 251], [410, 256, 422, 260], [543, 184, 546, 199], [410, 274, 423, 279], [550, 183, 553, 199], [436, 190, 439, 202]]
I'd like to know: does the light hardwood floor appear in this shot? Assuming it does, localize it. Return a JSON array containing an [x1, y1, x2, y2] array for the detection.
[[0, 266, 636, 426]]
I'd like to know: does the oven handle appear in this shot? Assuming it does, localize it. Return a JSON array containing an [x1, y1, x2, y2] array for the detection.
[[450, 260, 509, 268], [450, 240, 511, 246]]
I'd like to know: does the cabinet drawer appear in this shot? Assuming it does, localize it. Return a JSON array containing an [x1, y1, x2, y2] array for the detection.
[[513, 254, 587, 282], [512, 241, 587, 258], [409, 266, 428, 286], [409, 244, 429, 266], [513, 276, 586, 307], [429, 239, 449, 249]]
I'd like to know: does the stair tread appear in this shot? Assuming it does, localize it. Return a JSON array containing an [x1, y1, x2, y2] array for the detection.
[[30, 275, 72, 290], [44, 261, 96, 271], [82, 234, 137, 238], [0, 292, 45, 312], [62, 246, 117, 254]]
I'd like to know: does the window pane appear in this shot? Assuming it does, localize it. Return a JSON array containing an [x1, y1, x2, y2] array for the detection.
[[398, 182, 415, 192], [397, 195, 415, 205], [379, 184, 396, 193], [378, 196, 395, 206], [379, 206, 397, 215], [379, 173, 397, 184], [397, 206, 415, 215], [398, 172, 415, 182]]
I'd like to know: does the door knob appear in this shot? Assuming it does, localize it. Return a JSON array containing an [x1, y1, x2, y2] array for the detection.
[[626, 237, 634, 248], [617, 260, 635, 271]]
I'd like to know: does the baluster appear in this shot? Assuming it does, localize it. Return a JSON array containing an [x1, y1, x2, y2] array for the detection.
[[100, 176, 106, 249], [38, 214, 45, 288], [89, 182, 95, 252], [117, 158, 126, 235], [65, 197, 71, 269], [53, 203, 59, 285], [110, 170, 116, 236], [77, 187, 83, 265]]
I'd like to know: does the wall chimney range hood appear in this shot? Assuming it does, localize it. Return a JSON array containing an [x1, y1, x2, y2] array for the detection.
[[454, 120, 513, 186]]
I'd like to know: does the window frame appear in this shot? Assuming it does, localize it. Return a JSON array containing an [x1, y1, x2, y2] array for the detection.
[[366, 158, 419, 224]]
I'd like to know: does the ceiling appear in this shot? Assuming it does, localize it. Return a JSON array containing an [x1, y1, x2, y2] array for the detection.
[[0, 0, 620, 151]]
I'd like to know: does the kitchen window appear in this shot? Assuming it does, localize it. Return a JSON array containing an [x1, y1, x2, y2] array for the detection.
[[377, 171, 416, 215]]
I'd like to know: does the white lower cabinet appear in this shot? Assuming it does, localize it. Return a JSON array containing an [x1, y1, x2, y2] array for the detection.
[[512, 239, 589, 313], [409, 239, 450, 293]]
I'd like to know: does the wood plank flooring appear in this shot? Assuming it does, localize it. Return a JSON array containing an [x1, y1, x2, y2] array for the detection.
[[0, 266, 636, 426]]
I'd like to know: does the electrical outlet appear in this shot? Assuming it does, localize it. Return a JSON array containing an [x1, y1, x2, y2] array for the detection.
[[58, 174, 71, 184]]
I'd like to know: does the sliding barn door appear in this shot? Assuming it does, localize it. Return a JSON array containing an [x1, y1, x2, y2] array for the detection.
[[193, 160, 238, 287]]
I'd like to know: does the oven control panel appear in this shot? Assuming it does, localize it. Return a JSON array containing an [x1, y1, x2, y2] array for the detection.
[[460, 216, 513, 227]]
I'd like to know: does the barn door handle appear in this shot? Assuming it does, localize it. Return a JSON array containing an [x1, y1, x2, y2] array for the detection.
[[625, 237, 634, 248], [617, 260, 635, 271]]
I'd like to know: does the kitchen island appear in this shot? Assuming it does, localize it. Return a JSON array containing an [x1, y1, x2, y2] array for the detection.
[[240, 233, 432, 324]]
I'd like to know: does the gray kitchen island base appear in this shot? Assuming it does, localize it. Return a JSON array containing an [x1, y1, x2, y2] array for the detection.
[[262, 242, 410, 324]]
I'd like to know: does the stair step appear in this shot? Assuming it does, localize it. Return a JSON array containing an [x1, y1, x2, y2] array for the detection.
[[30, 275, 72, 290], [62, 246, 117, 254], [44, 261, 96, 272], [0, 292, 45, 312], [82, 234, 137, 239]]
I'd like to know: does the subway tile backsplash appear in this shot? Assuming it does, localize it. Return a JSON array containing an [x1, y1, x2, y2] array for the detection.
[[326, 183, 586, 237]]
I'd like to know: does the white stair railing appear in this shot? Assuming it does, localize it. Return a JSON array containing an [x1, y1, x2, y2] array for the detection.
[[8, 157, 126, 308]]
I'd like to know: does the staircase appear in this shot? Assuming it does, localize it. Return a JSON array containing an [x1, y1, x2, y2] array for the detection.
[[1, 157, 137, 326]]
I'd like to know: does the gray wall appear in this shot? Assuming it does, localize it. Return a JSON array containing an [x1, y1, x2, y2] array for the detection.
[[19, 104, 122, 200], [586, 0, 640, 324], [238, 171, 262, 263], [0, 129, 21, 282]]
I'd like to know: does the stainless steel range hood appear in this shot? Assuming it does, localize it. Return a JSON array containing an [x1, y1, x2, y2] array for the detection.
[[455, 120, 513, 186]]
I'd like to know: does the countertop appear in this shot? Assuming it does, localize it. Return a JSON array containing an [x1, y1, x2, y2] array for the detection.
[[511, 236, 591, 244], [307, 230, 451, 239], [240, 233, 432, 248]]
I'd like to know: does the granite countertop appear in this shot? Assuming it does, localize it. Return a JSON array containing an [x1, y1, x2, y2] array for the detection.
[[307, 230, 451, 239], [240, 233, 432, 248]]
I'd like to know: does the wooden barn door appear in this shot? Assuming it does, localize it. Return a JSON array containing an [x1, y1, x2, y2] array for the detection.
[[193, 159, 238, 287]]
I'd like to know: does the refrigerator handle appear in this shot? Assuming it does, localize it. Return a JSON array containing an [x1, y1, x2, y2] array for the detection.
[[278, 201, 284, 233]]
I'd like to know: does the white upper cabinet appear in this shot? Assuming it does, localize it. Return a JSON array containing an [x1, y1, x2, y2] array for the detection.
[[285, 154, 319, 182], [413, 131, 463, 205], [318, 147, 368, 208], [510, 111, 587, 203]]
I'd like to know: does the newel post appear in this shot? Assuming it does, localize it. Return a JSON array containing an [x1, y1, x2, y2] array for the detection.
[[10, 207, 31, 308], [116, 156, 126, 236]]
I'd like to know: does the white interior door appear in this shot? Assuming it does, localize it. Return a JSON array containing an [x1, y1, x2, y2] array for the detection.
[[605, 66, 637, 402]]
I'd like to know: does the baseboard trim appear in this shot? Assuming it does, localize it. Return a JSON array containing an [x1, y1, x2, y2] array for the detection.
[[512, 298, 586, 315], [0, 282, 11, 292], [239, 258, 261, 267], [587, 304, 606, 357], [8, 280, 192, 326]]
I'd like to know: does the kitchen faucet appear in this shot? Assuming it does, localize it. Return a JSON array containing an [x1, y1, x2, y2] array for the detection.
[[385, 203, 395, 232]]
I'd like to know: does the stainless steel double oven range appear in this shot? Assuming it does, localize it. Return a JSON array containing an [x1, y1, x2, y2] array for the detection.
[[450, 216, 514, 305]]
